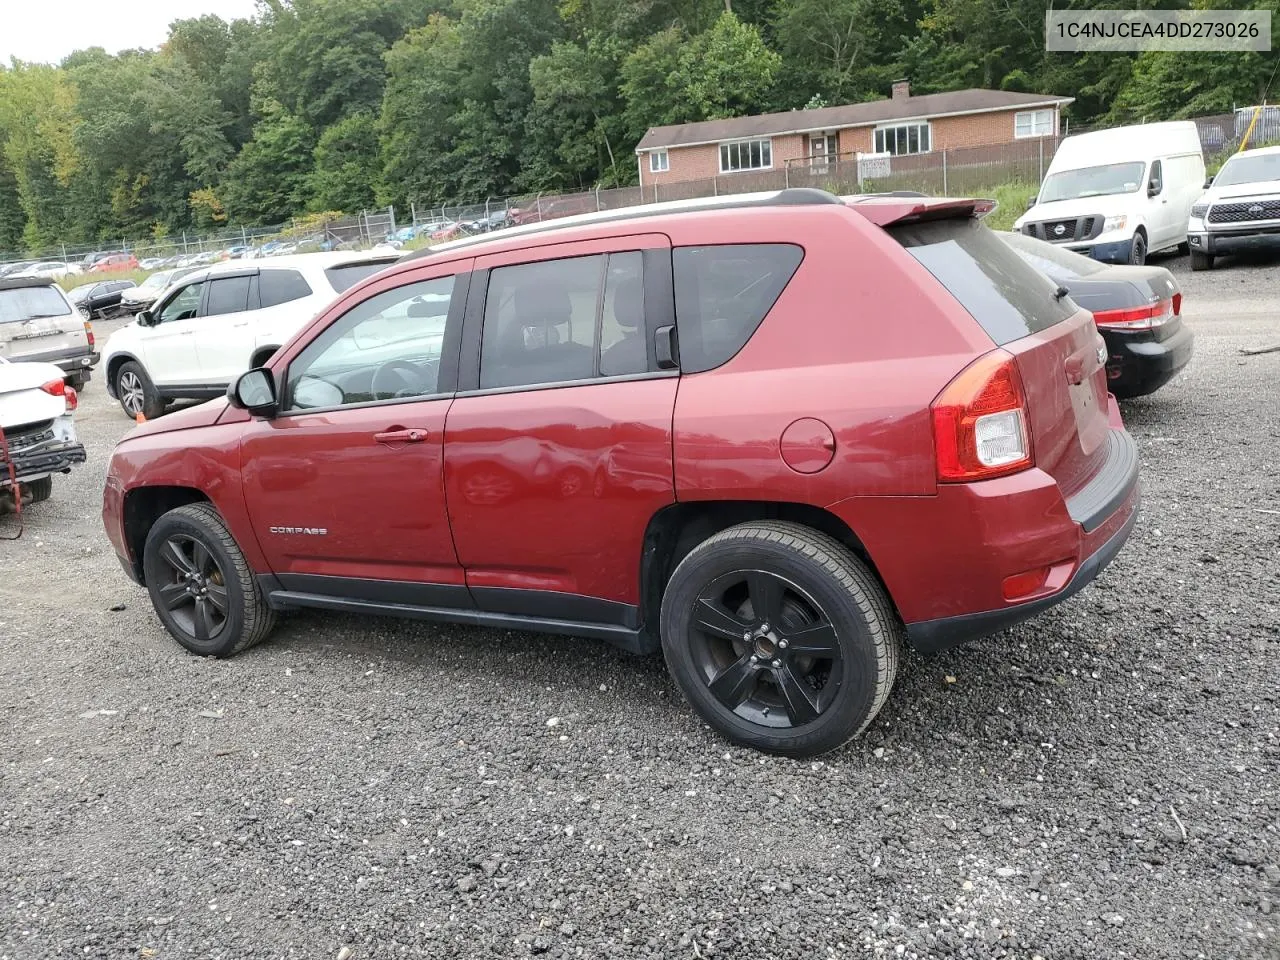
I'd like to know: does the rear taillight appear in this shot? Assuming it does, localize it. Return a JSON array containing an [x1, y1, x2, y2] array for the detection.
[[1093, 298, 1175, 330], [84, 320, 95, 349], [931, 350, 1034, 483], [40, 379, 77, 411]]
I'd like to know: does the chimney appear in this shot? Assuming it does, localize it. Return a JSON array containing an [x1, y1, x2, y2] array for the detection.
[[891, 79, 910, 101]]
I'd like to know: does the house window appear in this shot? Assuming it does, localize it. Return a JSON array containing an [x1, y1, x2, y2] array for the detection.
[[874, 123, 931, 156], [1015, 109, 1055, 138], [649, 149, 669, 173], [719, 138, 772, 173]]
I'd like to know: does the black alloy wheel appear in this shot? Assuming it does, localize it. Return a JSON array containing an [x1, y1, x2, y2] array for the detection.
[[153, 534, 230, 643]]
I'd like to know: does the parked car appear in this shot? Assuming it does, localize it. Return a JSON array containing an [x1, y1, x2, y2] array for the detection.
[[101, 188, 1139, 757], [102, 252, 399, 419], [0, 355, 86, 511], [1187, 145, 1280, 270], [13, 261, 77, 281], [1015, 121, 1205, 265], [79, 252, 114, 271], [68, 279, 138, 321], [999, 231, 1193, 397], [0, 277, 99, 388], [119, 267, 200, 313], [90, 253, 140, 274]]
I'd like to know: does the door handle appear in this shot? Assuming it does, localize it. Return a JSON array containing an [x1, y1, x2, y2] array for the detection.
[[180, 329, 195, 335], [374, 428, 428, 445], [232, 322, 249, 328]]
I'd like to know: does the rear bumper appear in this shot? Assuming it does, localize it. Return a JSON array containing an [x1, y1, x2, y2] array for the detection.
[[1190, 225, 1280, 255], [10, 345, 98, 377], [1102, 320, 1194, 398], [1, 438, 87, 486]]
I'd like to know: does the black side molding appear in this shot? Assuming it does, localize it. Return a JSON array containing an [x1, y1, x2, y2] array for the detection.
[[1066, 429, 1139, 533]]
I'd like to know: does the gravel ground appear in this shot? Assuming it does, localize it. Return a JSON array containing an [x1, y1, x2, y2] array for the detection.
[[2, 252, 1278, 960]]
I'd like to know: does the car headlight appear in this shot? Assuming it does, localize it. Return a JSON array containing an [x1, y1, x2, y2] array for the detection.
[[1190, 203, 1209, 219], [1103, 215, 1128, 233]]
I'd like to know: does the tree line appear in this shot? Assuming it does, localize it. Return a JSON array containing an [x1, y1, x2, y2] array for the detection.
[[0, 0, 1275, 252]]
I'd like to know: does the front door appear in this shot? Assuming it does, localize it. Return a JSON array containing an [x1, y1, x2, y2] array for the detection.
[[143, 279, 208, 386], [240, 268, 469, 604], [443, 236, 677, 626]]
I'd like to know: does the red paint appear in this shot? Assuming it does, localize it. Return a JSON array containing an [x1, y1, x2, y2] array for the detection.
[[101, 194, 1137, 640]]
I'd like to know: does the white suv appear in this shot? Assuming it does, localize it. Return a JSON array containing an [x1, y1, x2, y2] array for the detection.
[[1187, 145, 1280, 270], [102, 252, 397, 419]]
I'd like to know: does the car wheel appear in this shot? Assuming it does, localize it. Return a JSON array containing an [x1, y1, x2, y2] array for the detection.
[[1190, 250, 1214, 271], [115, 361, 164, 420], [142, 503, 277, 658], [24, 476, 52, 503], [65, 373, 87, 392], [1176, 241, 1191, 256], [660, 521, 901, 757], [1128, 231, 1147, 265]]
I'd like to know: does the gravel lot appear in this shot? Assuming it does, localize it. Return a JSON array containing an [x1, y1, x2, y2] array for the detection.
[[2, 251, 1278, 960]]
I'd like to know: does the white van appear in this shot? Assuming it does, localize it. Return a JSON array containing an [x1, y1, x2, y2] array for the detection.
[[1014, 121, 1205, 265]]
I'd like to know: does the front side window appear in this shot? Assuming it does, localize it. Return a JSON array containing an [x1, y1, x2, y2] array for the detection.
[[156, 283, 205, 324], [204, 276, 252, 317], [1015, 109, 1055, 138], [719, 139, 772, 173], [649, 149, 670, 173], [874, 123, 931, 156], [286, 276, 455, 411], [673, 244, 804, 374], [259, 269, 312, 308]]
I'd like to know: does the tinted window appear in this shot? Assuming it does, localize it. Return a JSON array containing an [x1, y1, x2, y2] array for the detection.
[[205, 276, 252, 316], [286, 276, 454, 411], [0, 285, 72, 323], [480, 255, 603, 389], [891, 218, 1076, 346], [259, 269, 312, 308], [326, 260, 396, 293], [673, 244, 803, 374], [598, 252, 647, 377], [157, 283, 204, 324], [1149, 159, 1163, 191]]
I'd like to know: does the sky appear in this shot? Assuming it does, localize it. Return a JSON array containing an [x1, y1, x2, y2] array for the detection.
[[0, 0, 261, 65]]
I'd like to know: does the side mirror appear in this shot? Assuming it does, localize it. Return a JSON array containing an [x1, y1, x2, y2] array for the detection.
[[227, 368, 278, 416], [136, 310, 153, 326], [1204, 176, 1214, 188], [1025, 196, 1037, 210], [1147, 181, 1162, 197]]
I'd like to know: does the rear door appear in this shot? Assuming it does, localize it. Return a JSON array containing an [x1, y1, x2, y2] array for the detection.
[[443, 235, 677, 621], [891, 216, 1112, 498], [188, 271, 259, 385]]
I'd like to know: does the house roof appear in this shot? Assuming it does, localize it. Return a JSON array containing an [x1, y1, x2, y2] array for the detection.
[[635, 89, 1075, 152]]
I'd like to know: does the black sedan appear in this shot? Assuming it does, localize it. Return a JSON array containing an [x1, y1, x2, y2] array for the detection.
[[999, 231, 1194, 398], [67, 279, 138, 320]]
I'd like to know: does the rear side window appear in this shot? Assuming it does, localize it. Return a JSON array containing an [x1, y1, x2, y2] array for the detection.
[[326, 261, 395, 293], [205, 276, 252, 316], [259, 269, 312, 307], [890, 218, 1076, 345], [0, 285, 73, 323], [673, 244, 803, 374]]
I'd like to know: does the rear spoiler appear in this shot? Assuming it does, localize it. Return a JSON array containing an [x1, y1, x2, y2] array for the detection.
[[842, 195, 997, 227], [0, 276, 58, 291]]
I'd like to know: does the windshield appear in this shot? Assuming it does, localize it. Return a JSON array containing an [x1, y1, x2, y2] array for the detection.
[[1213, 152, 1280, 187], [999, 231, 1110, 280], [0, 285, 73, 323], [1040, 162, 1146, 202]]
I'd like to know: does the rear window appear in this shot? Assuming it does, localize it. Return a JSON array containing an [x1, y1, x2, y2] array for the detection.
[[205, 276, 252, 316], [673, 244, 804, 373], [259, 269, 312, 308], [1000, 231, 1109, 280], [326, 260, 395, 293], [890, 218, 1076, 345], [0, 285, 72, 323]]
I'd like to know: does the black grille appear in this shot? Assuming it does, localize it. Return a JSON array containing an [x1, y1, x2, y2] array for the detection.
[[1024, 216, 1103, 243], [1207, 199, 1280, 223], [1, 420, 54, 453]]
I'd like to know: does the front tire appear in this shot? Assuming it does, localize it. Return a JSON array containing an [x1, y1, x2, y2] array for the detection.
[[660, 521, 901, 757], [115, 361, 164, 420], [1190, 249, 1215, 271], [142, 503, 277, 657], [1128, 231, 1148, 265]]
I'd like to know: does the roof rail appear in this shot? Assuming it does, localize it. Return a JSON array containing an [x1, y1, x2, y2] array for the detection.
[[399, 187, 845, 263]]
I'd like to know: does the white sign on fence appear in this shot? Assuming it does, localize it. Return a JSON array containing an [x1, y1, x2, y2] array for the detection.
[[857, 152, 891, 185]]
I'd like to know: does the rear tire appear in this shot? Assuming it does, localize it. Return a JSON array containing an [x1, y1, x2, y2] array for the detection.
[[1190, 249, 1215, 271], [660, 521, 901, 757], [25, 476, 52, 503], [115, 361, 164, 420], [142, 503, 277, 657]]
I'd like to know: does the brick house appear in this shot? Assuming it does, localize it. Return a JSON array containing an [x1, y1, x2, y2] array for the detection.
[[635, 81, 1074, 187]]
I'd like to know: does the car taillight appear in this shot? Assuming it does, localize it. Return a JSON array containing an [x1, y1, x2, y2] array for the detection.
[[40, 379, 77, 411], [84, 320, 95, 348], [1093, 297, 1175, 330], [931, 350, 1034, 483]]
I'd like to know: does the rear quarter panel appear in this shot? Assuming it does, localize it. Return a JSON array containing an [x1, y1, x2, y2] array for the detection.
[[669, 207, 993, 503]]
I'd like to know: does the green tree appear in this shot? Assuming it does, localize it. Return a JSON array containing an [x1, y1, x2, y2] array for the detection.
[[222, 100, 315, 223], [309, 112, 381, 211]]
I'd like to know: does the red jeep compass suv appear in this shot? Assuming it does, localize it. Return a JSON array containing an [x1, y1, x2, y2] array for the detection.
[[102, 189, 1140, 757]]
